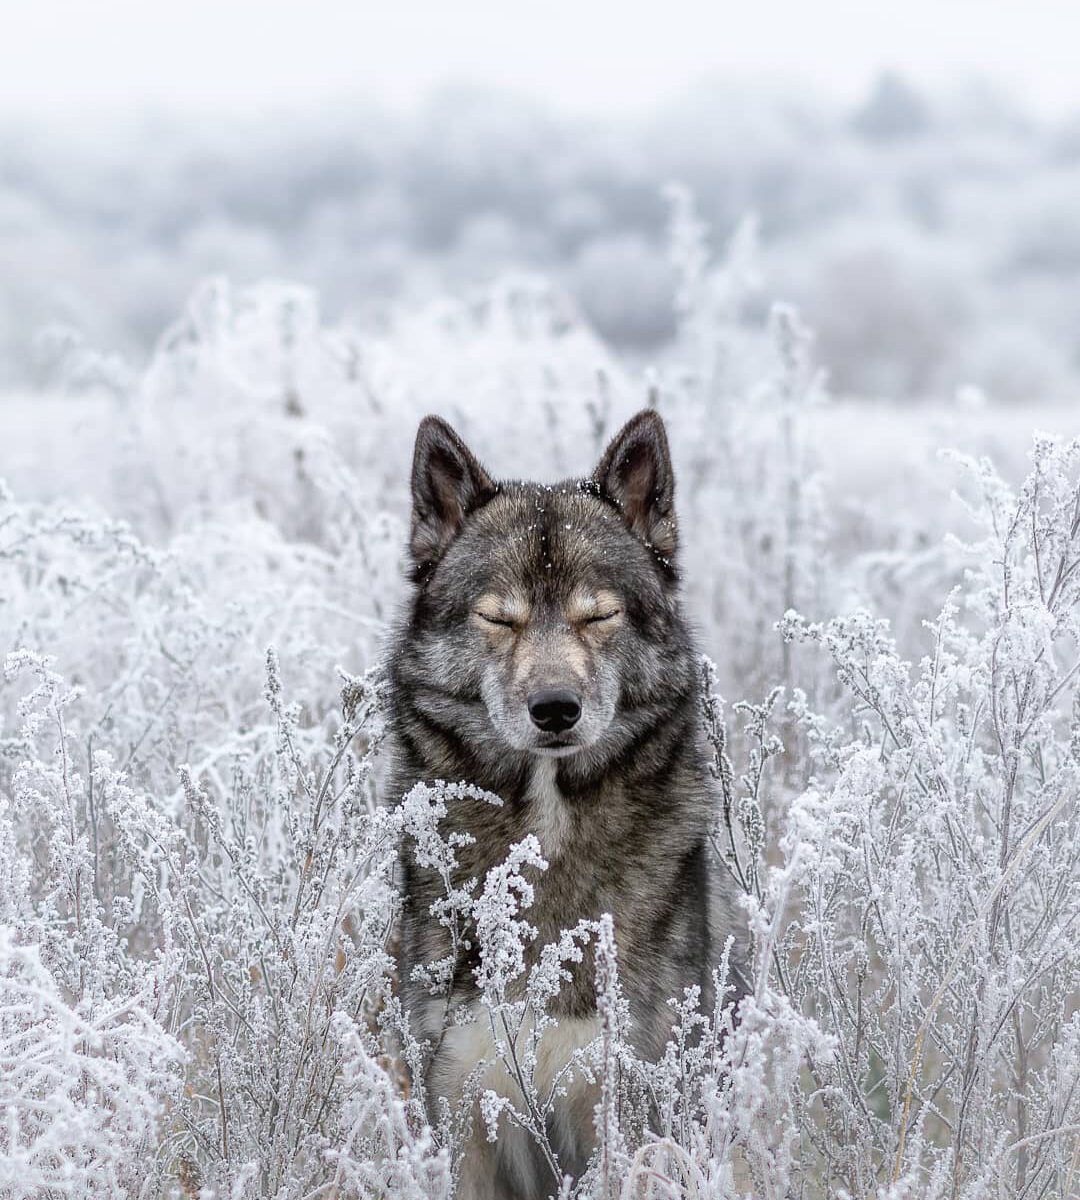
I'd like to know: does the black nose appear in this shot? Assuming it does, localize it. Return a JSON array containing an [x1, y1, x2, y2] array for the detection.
[[527, 688, 581, 733]]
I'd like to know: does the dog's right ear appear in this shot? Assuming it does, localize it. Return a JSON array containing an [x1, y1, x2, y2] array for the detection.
[[409, 416, 496, 574]]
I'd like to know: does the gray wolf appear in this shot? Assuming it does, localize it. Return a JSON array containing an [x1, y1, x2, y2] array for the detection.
[[388, 410, 746, 1198]]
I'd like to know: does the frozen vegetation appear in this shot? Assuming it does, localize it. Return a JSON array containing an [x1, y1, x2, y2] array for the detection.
[[2, 186, 1080, 1198]]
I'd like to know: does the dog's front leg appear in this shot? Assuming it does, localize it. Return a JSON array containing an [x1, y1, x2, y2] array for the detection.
[[454, 1131, 514, 1200]]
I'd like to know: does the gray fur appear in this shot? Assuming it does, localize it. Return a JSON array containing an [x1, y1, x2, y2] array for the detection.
[[388, 411, 747, 1197]]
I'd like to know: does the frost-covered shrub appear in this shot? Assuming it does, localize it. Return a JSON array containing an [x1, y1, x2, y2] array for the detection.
[[2, 196, 1079, 1198], [772, 434, 1080, 1197], [0, 931, 179, 1197], [1, 652, 182, 1197]]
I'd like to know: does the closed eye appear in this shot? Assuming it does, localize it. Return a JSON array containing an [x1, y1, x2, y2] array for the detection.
[[585, 610, 622, 624], [476, 611, 516, 628]]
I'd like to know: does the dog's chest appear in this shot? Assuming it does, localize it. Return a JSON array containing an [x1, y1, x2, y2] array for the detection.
[[525, 759, 573, 859]]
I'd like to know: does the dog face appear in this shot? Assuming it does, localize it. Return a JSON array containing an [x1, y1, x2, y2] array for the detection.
[[402, 411, 687, 769]]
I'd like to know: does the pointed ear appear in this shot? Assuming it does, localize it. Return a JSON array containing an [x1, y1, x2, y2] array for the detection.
[[592, 410, 677, 562], [410, 416, 496, 573]]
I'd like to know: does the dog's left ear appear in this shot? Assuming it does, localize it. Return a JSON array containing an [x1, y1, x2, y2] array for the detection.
[[410, 415, 496, 573], [592, 409, 677, 561]]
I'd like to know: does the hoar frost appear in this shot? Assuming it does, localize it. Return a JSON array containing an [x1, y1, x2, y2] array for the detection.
[[1, 195, 1079, 1198]]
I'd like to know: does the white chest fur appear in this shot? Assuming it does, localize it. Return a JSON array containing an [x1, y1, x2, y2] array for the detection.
[[429, 1001, 601, 1195], [526, 758, 572, 858]]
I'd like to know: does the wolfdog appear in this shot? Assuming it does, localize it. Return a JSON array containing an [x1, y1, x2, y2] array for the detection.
[[388, 410, 746, 1198]]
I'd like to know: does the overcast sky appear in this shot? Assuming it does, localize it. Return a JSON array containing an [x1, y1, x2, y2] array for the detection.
[[2, 0, 1078, 119]]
